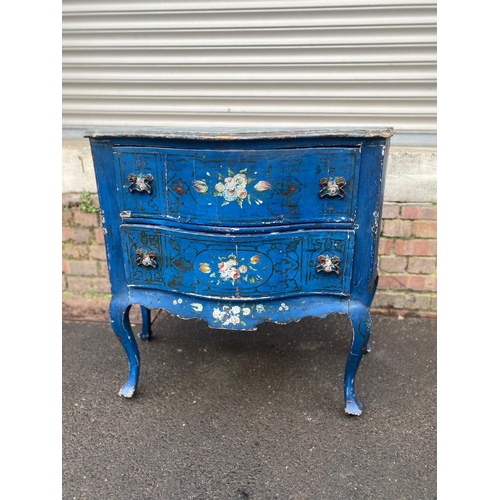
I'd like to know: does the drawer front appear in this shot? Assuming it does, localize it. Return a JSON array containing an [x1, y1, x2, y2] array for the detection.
[[121, 225, 354, 299], [113, 147, 360, 225]]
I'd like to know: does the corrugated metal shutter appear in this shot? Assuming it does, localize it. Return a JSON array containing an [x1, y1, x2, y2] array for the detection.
[[62, 0, 437, 144]]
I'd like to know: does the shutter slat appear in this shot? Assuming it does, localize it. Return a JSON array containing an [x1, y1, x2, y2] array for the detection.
[[63, 64, 437, 81], [63, 81, 436, 98], [63, 45, 436, 65], [63, 96, 436, 114], [62, 0, 436, 14], [62, 7, 437, 31], [63, 27, 437, 48]]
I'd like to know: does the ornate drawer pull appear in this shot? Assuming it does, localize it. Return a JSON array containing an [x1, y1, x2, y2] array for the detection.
[[128, 173, 153, 194], [136, 249, 158, 268], [316, 254, 340, 274], [319, 177, 346, 199]]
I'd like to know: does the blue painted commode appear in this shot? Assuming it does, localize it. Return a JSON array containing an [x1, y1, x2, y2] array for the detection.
[[87, 128, 394, 415]]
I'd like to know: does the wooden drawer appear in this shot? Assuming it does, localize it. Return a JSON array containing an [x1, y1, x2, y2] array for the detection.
[[121, 224, 354, 299], [113, 146, 360, 225]]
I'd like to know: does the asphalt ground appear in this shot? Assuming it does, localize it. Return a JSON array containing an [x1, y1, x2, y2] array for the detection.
[[62, 312, 437, 500]]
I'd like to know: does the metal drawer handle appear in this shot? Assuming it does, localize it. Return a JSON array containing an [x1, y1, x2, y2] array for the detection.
[[319, 177, 346, 199], [136, 249, 158, 268], [128, 173, 153, 194], [316, 254, 340, 274]]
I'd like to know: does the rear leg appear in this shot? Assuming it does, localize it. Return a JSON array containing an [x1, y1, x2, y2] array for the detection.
[[139, 306, 152, 341]]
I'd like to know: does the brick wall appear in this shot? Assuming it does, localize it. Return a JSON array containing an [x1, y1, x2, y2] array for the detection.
[[372, 202, 437, 316], [62, 195, 437, 321]]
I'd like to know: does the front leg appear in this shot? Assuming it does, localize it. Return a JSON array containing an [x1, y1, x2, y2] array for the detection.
[[345, 302, 372, 415], [110, 297, 140, 398]]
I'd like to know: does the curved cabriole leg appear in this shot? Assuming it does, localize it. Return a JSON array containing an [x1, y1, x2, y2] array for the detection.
[[345, 302, 372, 416], [110, 298, 140, 398], [139, 306, 152, 341]]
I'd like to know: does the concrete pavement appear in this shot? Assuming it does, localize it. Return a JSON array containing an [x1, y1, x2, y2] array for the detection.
[[62, 311, 437, 499]]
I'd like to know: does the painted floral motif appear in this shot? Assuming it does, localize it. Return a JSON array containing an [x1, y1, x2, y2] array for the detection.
[[194, 168, 271, 208], [191, 302, 203, 313], [199, 253, 262, 285], [212, 305, 252, 326], [210, 301, 286, 327], [192, 179, 208, 194]]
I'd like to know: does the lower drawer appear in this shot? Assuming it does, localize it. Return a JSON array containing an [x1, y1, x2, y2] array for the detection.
[[121, 225, 354, 299]]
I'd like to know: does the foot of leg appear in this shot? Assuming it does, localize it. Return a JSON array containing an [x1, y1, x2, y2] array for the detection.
[[110, 297, 140, 398]]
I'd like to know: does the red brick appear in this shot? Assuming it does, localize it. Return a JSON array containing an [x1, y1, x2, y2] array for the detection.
[[378, 238, 393, 255], [67, 276, 93, 293], [430, 296, 437, 311], [382, 220, 413, 238], [92, 278, 111, 294], [373, 292, 433, 312], [377, 275, 392, 290], [95, 228, 105, 244], [63, 244, 89, 260], [401, 204, 437, 220], [402, 294, 432, 310], [74, 210, 99, 228], [62, 210, 73, 225], [372, 292, 406, 309], [379, 256, 407, 273], [394, 240, 437, 256], [90, 245, 107, 261], [73, 228, 91, 244], [62, 193, 81, 206], [62, 260, 70, 274], [382, 275, 437, 292], [62, 227, 74, 242], [381, 203, 400, 219], [407, 257, 436, 275], [412, 221, 437, 239], [64, 260, 99, 276], [99, 262, 109, 278]]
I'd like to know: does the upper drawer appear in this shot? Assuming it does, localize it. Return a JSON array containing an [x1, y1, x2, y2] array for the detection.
[[113, 146, 360, 225]]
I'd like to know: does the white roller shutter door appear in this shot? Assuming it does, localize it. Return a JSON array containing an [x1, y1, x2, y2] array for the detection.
[[62, 0, 437, 144]]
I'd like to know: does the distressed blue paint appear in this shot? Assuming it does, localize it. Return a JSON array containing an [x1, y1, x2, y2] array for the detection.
[[87, 128, 393, 415]]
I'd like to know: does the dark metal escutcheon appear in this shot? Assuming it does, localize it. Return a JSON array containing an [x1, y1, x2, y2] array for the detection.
[[128, 173, 154, 194], [318, 176, 346, 199], [136, 249, 158, 268], [316, 254, 340, 274]]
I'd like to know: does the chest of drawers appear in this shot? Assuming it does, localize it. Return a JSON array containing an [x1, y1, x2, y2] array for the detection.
[[87, 128, 393, 415]]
